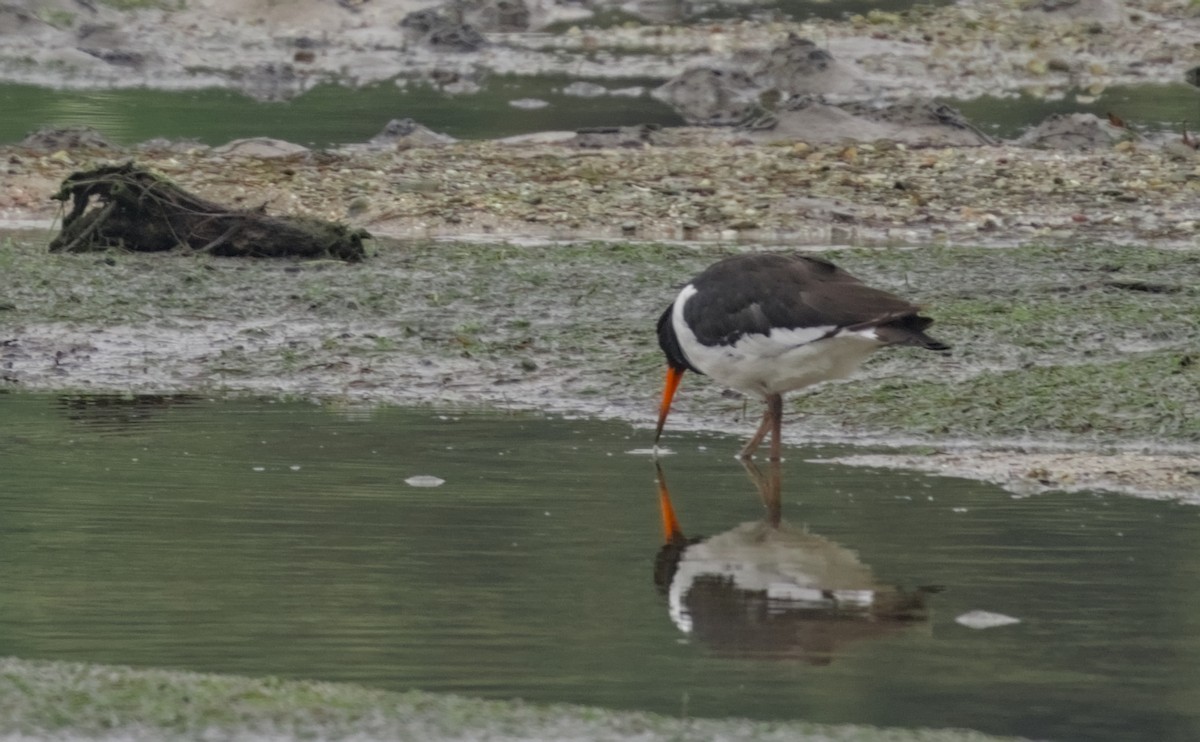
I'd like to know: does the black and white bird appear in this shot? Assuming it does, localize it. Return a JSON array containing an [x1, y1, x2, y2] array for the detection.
[[654, 253, 949, 460]]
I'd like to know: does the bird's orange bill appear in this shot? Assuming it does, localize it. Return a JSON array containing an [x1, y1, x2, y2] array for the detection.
[[655, 462, 685, 544], [654, 366, 685, 445]]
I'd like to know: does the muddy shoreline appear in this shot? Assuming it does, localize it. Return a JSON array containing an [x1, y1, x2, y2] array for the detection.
[[4, 132, 1200, 247], [2, 230, 1198, 501]]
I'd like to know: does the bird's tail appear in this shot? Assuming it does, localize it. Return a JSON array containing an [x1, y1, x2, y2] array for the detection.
[[872, 313, 950, 351]]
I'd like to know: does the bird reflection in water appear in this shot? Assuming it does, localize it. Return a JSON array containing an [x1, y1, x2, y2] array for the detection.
[[653, 461, 937, 664]]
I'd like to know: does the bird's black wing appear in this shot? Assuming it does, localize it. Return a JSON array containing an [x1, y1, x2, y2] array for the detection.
[[684, 253, 925, 347]]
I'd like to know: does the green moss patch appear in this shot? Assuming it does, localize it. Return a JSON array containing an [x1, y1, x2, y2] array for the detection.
[[808, 351, 1200, 443], [2, 234, 1198, 447], [0, 657, 1022, 742]]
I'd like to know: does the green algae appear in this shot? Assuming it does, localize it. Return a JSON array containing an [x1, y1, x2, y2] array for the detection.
[[0, 657, 1026, 741], [2, 234, 1198, 446]]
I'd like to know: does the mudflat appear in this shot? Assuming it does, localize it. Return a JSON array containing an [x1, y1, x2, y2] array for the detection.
[[1, 0, 1198, 499]]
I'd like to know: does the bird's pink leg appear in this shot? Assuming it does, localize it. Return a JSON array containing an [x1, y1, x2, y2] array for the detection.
[[767, 393, 783, 462], [739, 393, 783, 460], [738, 407, 771, 459]]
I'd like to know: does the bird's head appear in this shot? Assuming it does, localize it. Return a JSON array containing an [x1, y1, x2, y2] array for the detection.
[[654, 303, 695, 446]]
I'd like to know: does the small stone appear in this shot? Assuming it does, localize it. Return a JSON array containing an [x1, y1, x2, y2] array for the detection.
[[405, 475, 445, 487], [978, 213, 1003, 231], [956, 610, 1021, 630], [562, 81, 607, 98], [509, 98, 549, 110]]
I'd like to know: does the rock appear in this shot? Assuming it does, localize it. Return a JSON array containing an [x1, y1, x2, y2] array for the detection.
[[0, 3, 54, 37], [509, 98, 549, 109], [955, 610, 1021, 630], [134, 137, 209, 154], [400, 8, 488, 51], [232, 62, 308, 102], [841, 98, 995, 145], [78, 46, 146, 67], [744, 98, 873, 142], [753, 34, 858, 97], [1021, 0, 1126, 24], [290, 36, 325, 50], [452, 0, 531, 32], [368, 118, 456, 147], [749, 97, 992, 146], [426, 22, 487, 52], [404, 475, 445, 487], [425, 68, 485, 95], [75, 23, 126, 47], [20, 126, 116, 151], [620, 0, 688, 24], [572, 125, 657, 148], [1017, 112, 1130, 150], [400, 8, 447, 35], [652, 67, 759, 126], [562, 81, 608, 98], [653, 35, 863, 126], [75, 22, 149, 68], [213, 137, 310, 158], [1161, 139, 1200, 161], [495, 130, 576, 144]]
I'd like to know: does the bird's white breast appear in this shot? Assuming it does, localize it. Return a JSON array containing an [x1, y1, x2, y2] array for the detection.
[[672, 284, 884, 398]]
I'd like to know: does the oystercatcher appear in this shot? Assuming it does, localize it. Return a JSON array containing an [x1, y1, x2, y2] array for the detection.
[[654, 252, 948, 460]]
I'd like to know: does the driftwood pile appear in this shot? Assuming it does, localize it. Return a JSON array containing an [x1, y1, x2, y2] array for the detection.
[[49, 162, 369, 261]]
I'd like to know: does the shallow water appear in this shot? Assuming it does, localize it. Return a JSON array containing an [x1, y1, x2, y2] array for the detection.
[[663, 0, 953, 22], [949, 83, 1200, 141], [1, 78, 1195, 148], [1, 393, 1199, 741], [0, 77, 681, 147]]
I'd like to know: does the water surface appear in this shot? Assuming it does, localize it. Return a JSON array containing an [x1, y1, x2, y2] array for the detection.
[[2, 79, 1195, 148], [0, 77, 681, 147], [949, 83, 1200, 141], [1, 393, 1198, 741]]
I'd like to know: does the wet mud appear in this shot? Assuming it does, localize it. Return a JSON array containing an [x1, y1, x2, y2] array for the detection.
[[2, 0, 1199, 501], [1, 236, 1197, 500]]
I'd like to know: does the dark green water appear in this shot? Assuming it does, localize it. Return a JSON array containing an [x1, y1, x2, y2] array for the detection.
[[659, 0, 953, 22], [1, 392, 1198, 741], [1, 78, 1195, 148], [0, 77, 682, 148], [950, 83, 1200, 141]]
